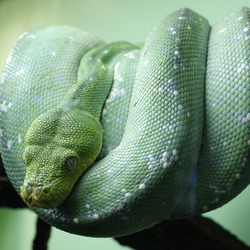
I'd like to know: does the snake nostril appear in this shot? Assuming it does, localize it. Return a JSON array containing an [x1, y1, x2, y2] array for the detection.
[[25, 184, 33, 196]]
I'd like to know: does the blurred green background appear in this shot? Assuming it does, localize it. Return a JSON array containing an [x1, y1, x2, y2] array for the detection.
[[0, 0, 249, 249]]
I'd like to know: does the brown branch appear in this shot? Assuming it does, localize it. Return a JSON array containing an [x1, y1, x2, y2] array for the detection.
[[33, 217, 52, 250], [115, 216, 250, 250]]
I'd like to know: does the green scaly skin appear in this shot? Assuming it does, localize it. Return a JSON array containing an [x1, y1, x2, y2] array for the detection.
[[0, 8, 249, 237]]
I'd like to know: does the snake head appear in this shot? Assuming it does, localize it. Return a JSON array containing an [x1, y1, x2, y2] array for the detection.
[[21, 153, 81, 208], [21, 108, 102, 208]]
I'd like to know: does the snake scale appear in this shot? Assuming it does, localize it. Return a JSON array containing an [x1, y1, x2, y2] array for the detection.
[[0, 8, 249, 237]]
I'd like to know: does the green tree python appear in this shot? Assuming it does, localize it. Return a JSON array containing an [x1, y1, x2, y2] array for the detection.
[[0, 8, 249, 237]]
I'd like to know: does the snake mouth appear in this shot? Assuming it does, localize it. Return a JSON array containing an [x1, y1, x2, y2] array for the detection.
[[21, 183, 57, 208], [24, 194, 51, 208]]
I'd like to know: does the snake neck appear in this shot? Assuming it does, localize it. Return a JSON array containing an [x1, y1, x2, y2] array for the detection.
[[60, 41, 138, 119]]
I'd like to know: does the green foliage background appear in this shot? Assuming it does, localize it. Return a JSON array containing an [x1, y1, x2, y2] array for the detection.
[[0, 0, 249, 249]]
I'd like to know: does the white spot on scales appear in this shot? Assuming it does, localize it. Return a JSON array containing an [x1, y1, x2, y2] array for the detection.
[[123, 52, 136, 60], [17, 133, 22, 144], [114, 62, 124, 82], [60, 216, 65, 222], [92, 214, 99, 220], [174, 50, 179, 56], [139, 183, 146, 190], [15, 69, 25, 76], [51, 51, 56, 57], [106, 88, 126, 102], [235, 173, 241, 179], [29, 34, 36, 39], [85, 204, 90, 209], [241, 113, 250, 123], [73, 218, 79, 223], [18, 32, 28, 40], [173, 90, 178, 96], [243, 26, 249, 32], [6, 140, 13, 150], [0, 101, 12, 112], [219, 28, 227, 33], [237, 63, 247, 73], [125, 193, 131, 198]]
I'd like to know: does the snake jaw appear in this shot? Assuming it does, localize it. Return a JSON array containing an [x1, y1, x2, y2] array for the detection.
[[21, 183, 56, 208]]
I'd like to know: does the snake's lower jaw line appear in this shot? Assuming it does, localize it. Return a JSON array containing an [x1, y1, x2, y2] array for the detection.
[[21, 184, 56, 208]]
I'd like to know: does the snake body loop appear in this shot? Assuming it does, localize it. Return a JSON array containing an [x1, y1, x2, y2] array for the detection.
[[0, 8, 249, 237]]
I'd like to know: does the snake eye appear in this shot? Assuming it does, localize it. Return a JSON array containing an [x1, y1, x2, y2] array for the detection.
[[65, 156, 78, 171]]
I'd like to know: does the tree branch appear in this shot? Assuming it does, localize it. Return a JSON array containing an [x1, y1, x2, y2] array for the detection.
[[115, 216, 250, 250]]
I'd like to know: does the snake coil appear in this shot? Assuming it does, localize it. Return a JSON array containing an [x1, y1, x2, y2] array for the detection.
[[0, 8, 249, 237]]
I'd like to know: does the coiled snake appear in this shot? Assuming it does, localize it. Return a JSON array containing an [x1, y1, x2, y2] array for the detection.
[[0, 8, 249, 237]]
